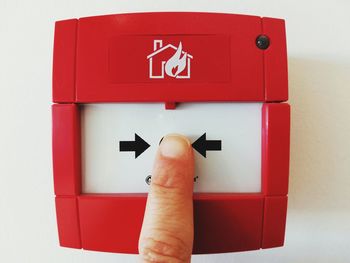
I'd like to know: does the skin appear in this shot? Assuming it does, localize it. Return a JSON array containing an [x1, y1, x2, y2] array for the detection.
[[138, 134, 194, 263]]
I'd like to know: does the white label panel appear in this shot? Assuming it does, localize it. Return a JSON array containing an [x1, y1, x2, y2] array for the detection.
[[81, 103, 262, 193]]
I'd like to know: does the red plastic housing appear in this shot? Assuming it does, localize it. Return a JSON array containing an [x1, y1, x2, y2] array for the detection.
[[52, 12, 290, 254]]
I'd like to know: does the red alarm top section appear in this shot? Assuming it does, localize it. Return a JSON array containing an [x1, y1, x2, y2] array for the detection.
[[52, 12, 288, 103]]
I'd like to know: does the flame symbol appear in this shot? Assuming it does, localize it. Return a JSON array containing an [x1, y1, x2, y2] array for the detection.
[[165, 42, 187, 77]]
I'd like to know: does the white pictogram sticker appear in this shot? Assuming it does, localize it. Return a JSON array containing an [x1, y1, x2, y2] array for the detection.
[[147, 40, 193, 79]]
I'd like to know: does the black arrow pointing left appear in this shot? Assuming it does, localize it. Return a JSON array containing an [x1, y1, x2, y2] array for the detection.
[[192, 133, 222, 158], [119, 133, 150, 159]]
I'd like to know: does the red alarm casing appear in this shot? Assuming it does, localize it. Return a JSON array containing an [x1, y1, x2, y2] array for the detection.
[[52, 12, 289, 254]]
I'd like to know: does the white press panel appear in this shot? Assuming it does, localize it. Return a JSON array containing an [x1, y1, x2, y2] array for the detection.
[[81, 103, 262, 193]]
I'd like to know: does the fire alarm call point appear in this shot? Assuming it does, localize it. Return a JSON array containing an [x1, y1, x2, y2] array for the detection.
[[52, 12, 290, 254]]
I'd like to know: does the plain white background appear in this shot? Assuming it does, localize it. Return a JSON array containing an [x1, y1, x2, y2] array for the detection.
[[1, 0, 350, 262]]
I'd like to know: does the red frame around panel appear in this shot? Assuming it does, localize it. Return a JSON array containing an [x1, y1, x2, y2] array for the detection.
[[52, 102, 290, 254], [52, 13, 290, 254], [52, 104, 81, 196], [262, 103, 290, 196]]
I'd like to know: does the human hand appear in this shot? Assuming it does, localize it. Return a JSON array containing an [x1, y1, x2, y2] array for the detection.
[[138, 134, 195, 263]]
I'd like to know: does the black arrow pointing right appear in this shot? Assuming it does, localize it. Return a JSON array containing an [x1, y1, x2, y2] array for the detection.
[[119, 133, 150, 159], [192, 133, 222, 158]]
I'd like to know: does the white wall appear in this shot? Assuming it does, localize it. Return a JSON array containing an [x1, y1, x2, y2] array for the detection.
[[1, 0, 350, 262]]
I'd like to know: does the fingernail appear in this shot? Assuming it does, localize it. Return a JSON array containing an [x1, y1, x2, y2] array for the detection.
[[159, 134, 190, 158]]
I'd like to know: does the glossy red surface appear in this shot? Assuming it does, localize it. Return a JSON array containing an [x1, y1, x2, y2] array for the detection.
[[52, 19, 77, 103], [52, 104, 81, 196], [52, 12, 290, 254], [55, 197, 81, 248], [262, 103, 290, 196], [262, 18, 289, 102], [262, 196, 288, 248], [75, 13, 264, 102]]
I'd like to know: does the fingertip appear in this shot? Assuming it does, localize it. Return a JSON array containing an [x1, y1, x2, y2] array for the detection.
[[159, 134, 192, 159], [153, 134, 194, 189]]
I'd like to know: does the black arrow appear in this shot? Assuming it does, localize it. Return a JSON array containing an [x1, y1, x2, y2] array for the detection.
[[119, 133, 150, 158], [192, 133, 222, 158]]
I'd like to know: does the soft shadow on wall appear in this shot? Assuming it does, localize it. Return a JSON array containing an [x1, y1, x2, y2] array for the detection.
[[283, 57, 350, 262], [288, 57, 350, 213]]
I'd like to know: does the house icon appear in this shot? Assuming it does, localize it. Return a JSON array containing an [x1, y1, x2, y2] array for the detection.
[[147, 40, 193, 79]]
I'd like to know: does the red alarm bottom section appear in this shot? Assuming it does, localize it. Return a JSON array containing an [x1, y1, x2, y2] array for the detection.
[[55, 197, 81, 248], [262, 196, 288, 248], [193, 195, 264, 254], [75, 194, 265, 254], [79, 195, 146, 253]]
